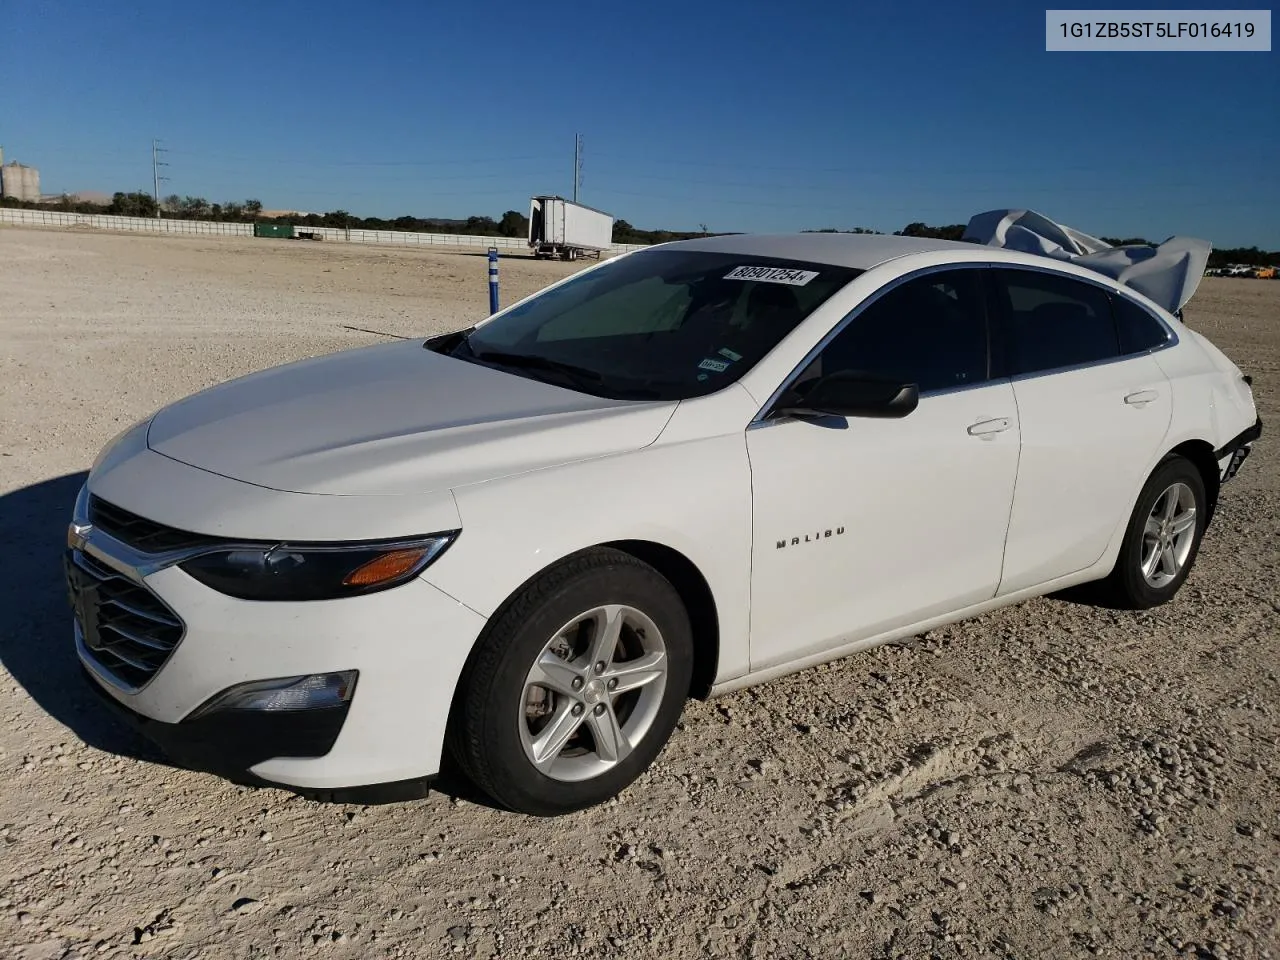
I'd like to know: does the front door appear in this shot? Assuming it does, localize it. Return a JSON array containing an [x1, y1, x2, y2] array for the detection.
[[746, 268, 1020, 671]]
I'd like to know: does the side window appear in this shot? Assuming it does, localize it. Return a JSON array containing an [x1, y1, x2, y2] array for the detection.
[[1112, 295, 1173, 354], [804, 269, 989, 394], [993, 269, 1118, 376]]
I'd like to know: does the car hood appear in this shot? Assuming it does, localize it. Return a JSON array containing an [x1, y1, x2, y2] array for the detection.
[[147, 339, 677, 496]]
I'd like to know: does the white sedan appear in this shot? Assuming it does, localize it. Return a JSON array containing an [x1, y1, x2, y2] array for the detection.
[[67, 231, 1261, 815]]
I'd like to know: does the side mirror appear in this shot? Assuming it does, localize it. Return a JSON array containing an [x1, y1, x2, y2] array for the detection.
[[774, 371, 919, 420]]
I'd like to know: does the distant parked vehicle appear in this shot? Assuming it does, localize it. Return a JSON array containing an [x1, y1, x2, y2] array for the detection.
[[528, 196, 613, 261], [67, 219, 1261, 816]]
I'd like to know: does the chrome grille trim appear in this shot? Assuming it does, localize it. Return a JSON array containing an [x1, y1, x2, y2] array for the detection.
[[99, 594, 181, 628], [69, 548, 186, 692]]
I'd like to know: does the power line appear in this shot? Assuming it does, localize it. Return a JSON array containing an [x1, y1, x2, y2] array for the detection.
[[587, 185, 1264, 215], [163, 149, 564, 168], [283, 186, 533, 201], [157, 167, 562, 186], [588, 150, 1227, 177], [588, 173, 1249, 199]]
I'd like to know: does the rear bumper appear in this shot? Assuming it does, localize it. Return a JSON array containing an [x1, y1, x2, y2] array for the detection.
[[1215, 416, 1262, 483]]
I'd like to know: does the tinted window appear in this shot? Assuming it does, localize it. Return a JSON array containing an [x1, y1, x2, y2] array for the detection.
[[1113, 295, 1173, 354], [994, 270, 1118, 375], [799, 269, 989, 394], [446, 250, 861, 400]]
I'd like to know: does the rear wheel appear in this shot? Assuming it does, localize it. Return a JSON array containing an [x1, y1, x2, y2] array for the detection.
[[1098, 455, 1207, 609], [449, 549, 693, 815]]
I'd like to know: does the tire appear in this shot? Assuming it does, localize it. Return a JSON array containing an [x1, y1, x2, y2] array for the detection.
[[1097, 454, 1207, 609], [448, 548, 693, 816]]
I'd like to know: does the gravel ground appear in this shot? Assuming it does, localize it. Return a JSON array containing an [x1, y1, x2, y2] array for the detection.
[[1, 226, 1277, 960]]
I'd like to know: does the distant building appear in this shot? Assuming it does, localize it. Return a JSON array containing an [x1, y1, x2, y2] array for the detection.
[[0, 150, 41, 202]]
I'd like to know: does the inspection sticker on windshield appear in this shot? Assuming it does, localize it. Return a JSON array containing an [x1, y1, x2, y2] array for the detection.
[[698, 358, 731, 373], [724, 265, 819, 286]]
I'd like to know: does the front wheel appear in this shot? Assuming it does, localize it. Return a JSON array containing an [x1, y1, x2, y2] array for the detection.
[[448, 549, 693, 816], [1098, 455, 1207, 609]]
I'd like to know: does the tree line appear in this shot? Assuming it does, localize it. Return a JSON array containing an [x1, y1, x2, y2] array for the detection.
[[2, 194, 1275, 266], [809, 221, 1279, 269], [0, 192, 537, 238]]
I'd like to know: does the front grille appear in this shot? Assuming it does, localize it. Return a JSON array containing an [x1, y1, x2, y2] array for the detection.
[[69, 550, 185, 689], [88, 495, 218, 554]]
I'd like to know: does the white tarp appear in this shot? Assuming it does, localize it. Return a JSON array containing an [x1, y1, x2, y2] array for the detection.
[[962, 209, 1212, 314]]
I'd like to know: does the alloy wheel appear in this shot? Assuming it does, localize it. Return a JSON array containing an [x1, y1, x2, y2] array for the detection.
[[1140, 481, 1197, 588], [519, 604, 668, 782]]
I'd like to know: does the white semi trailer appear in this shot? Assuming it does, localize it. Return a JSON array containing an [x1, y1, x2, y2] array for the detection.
[[528, 196, 614, 261]]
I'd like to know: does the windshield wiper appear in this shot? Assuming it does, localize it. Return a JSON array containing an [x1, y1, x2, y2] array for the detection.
[[471, 349, 605, 388]]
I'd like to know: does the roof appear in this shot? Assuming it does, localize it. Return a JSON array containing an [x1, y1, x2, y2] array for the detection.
[[654, 232, 980, 270], [651, 209, 1210, 315]]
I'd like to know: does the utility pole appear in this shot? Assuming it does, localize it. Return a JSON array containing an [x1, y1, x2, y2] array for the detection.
[[151, 139, 169, 218], [573, 133, 583, 203]]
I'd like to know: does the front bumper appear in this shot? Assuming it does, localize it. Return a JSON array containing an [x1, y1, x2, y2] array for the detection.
[[71, 527, 488, 795], [79, 668, 435, 802]]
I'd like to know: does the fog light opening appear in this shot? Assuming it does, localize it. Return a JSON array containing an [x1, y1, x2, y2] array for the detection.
[[191, 671, 358, 718]]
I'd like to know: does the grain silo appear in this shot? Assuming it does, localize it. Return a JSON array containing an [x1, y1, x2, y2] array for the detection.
[[1, 163, 21, 200], [2, 161, 40, 201]]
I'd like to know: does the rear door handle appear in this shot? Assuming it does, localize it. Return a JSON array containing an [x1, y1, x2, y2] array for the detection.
[[967, 417, 1012, 439], [1124, 390, 1160, 407]]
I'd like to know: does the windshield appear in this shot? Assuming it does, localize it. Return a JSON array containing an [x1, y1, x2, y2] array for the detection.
[[440, 250, 862, 401]]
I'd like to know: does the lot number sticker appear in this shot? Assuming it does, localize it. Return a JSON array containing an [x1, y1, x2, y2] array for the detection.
[[724, 265, 819, 286]]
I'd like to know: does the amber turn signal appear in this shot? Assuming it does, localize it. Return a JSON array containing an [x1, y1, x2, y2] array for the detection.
[[342, 547, 431, 587]]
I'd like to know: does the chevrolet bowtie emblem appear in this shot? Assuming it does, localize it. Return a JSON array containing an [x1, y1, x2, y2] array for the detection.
[[67, 521, 93, 551]]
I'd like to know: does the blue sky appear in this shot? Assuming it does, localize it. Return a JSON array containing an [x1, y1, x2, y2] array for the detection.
[[3, 0, 1277, 246]]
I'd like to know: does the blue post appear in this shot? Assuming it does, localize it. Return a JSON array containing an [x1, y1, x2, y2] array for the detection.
[[487, 247, 500, 315]]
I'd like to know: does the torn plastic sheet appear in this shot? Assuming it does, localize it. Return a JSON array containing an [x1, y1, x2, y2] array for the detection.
[[962, 209, 1211, 315]]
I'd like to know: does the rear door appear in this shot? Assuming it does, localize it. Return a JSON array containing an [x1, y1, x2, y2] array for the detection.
[[990, 267, 1173, 595]]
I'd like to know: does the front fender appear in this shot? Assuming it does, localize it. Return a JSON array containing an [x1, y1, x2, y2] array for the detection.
[[423, 433, 754, 685]]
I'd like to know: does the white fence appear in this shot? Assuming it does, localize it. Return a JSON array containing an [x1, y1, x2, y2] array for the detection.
[[1, 207, 252, 236], [0, 207, 651, 255]]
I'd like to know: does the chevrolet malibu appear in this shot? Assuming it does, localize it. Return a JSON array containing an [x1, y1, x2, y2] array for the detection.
[[67, 232, 1261, 815]]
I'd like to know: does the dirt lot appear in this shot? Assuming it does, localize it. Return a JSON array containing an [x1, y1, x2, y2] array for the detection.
[[1, 227, 1276, 960]]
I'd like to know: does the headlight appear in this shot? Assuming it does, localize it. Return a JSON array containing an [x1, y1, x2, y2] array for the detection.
[[179, 534, 457, 601]]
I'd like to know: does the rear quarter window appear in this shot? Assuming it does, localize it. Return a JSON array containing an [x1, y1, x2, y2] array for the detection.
[[1112, 295, 1174, 354]]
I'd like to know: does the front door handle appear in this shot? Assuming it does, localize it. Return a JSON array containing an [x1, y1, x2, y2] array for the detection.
[[1124, 390, 1160, 407], [967, 417, 1012, 439]]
